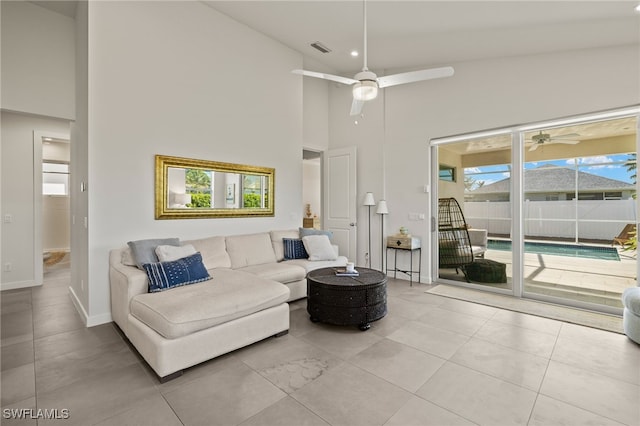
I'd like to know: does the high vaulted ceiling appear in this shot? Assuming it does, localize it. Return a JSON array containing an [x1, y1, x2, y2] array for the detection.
[[206, 1, 640, 74], [31, 1, 640, 76]]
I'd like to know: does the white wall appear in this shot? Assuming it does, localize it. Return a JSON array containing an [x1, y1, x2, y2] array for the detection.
[[302, 62, 330, 151], [84, 1, 304, 323], [1, 111, 70, 289], [326, 83, 385, 269], [71, 0, 89, 315], [0, 0, 75, 120], [329, 45, 640, 280]]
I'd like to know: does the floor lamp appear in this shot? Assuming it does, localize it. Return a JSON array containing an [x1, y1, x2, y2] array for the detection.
[[363, 192, 375, 268], [376, 200, 389, 272]]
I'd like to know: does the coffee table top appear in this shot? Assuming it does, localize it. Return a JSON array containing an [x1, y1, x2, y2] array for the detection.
[[307, 267, 387, 287]]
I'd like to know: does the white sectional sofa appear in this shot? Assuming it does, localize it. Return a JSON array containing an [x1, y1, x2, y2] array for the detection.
[[109, 229, 347, 381]]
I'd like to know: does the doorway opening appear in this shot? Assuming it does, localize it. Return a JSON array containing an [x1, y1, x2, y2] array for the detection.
[[303, 149, 322, 229], [34, 131, 71, 285]]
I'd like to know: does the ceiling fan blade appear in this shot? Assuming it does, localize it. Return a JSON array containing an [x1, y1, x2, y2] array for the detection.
[[552, 140, 580, 145], [551, 133, 580, 140], [350, 98, 365, 116], [529, 144, 540, 152], [377, 66, 454, 88], [291, 69, 358, 86]]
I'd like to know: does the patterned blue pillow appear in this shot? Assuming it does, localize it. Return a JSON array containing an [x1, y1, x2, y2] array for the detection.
[[143, 252, 211, 293], [283, 238, 308, 260]]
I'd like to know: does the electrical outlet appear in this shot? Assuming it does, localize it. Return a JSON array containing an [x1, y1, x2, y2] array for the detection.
[[3, 214, 12, 223], [3, 263, 11, 272]]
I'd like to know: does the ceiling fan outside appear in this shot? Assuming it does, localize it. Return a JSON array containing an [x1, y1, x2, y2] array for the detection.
[[528, 131, 580, 151], [292, 0, 454, 116]]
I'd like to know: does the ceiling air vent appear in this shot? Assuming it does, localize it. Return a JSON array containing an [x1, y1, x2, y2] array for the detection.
[[310, 41, 331, 54]]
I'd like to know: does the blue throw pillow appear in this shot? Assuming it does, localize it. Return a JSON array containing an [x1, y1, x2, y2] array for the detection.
[[283, 238, 308, 260], [143, 252, 211, 293]]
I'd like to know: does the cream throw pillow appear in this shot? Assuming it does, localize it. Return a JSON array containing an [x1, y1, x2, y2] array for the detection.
[[302, 235, 337, 261], [155, 244, 197, 262]]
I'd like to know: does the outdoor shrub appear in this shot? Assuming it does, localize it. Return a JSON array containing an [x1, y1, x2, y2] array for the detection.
[[188, 193, 211, 208], [243, 193, 261, 207]]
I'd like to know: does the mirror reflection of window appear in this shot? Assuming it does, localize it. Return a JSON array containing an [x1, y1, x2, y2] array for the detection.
[[185, 169, 212, 208], [242, 175, 267, 208]]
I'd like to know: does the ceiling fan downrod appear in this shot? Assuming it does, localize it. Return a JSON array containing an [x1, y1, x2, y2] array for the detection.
[[352, 0, 378, 101]]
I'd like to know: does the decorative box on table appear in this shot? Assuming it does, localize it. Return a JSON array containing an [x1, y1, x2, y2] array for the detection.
[[303, 217, 320, 229], [387, 236, 421, 250]]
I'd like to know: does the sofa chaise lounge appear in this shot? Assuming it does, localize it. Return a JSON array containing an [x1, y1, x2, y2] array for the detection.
[[109, 229, 347, 381]]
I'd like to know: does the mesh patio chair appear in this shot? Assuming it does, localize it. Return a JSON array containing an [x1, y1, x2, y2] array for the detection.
[[438, 198, 474, 280]]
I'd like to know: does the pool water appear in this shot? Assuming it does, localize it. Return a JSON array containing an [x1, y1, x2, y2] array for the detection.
[[487, 240, 620, 261]]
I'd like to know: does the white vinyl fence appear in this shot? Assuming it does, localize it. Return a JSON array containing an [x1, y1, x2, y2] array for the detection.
[[464, 199, 637, 242]]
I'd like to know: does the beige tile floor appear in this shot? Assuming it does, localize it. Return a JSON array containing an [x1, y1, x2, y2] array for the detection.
[[1, 266, 639, 426]]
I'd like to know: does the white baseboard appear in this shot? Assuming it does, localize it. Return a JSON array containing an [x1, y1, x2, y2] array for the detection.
[[1, 280, 41, 291], [68, 286, 112, 327], [86, 312, 113, 327]]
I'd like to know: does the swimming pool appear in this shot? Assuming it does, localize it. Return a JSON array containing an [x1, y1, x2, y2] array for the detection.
[[487, 240, 620, 261]]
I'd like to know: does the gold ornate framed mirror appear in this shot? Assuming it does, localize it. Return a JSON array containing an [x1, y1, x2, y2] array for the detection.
[[155, 155, 275, 219]]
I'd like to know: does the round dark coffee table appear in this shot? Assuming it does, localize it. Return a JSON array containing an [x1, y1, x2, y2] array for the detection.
[[306, 267, 387, 331]]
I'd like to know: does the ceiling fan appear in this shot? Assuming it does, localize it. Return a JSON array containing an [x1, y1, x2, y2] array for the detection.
[[527, 131, 581, 151], [292, 0, 454, 116]]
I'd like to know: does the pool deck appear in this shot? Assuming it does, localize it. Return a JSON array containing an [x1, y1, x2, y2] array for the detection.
[[439, 245, 636, 309]]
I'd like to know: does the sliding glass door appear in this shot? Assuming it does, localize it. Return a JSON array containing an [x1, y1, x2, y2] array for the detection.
[[435, 133, 514, 292], [432, 108, 638, 314], [521, 120, 637, 311]]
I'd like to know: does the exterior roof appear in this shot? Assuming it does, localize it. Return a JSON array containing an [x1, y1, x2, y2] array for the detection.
[[468, 165, 635, 194]]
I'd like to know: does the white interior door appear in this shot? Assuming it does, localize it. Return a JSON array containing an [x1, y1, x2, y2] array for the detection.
[[323, 147, 357, 262]]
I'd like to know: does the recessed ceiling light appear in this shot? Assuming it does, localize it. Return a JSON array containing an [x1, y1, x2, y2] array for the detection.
[[350, 50, 359, 57], [635, 4, 640, 12]]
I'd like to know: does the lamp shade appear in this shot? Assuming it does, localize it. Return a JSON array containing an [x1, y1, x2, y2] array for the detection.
[[376, 200, 389, 215], [363, 192, 375, 206]]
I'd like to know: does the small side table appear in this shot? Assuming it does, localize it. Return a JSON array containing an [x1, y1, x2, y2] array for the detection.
[[386, 245, 421, 286]]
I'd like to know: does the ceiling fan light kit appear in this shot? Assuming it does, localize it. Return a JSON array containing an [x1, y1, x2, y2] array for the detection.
[[353, 79, 378, 101]]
